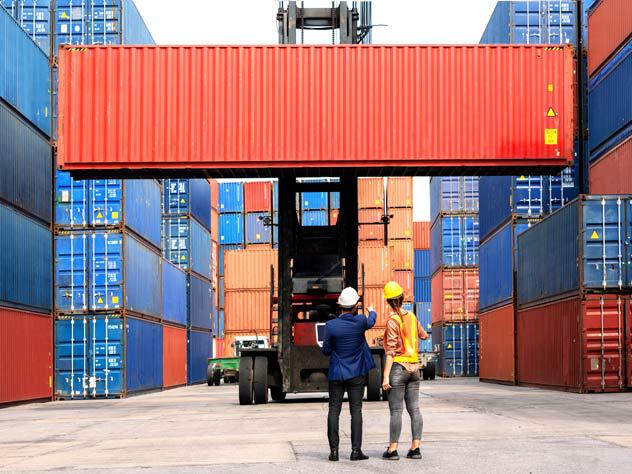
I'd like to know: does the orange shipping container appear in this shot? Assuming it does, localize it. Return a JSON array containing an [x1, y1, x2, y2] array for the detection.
[[358, 244, 391, 286], [214, 338, 225, 358], [479, 304, 515, 384], [211, 209, 219, 242], [387, 177, 413, 208], [163, 325, 187, 388], [392, 270, 414, 302], [224, 290, 272, 332], [358, 208, 384, 241], [389, 208, 413, 239], [587, 0, 632, 76], [589, 135, 632, 194], [358, 178, 385, 209], [209, 179, 219, 211], [366, 327, 386, 347], [389, 239, 414, 270], [224, 249, 277, 290], [362, 285, 391, 327], [413, 221, 431, 249], [431, 268, 479, 324], [211, 240, 218, 290]]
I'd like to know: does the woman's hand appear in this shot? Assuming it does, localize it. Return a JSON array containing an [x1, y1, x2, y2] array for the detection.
[[420, 330, 429, 340], [382, 378, 391, 391]]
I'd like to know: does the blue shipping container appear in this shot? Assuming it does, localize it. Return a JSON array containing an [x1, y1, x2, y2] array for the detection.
[[302, 210, 328, 226], [218, 244, 243, 277], [479, 219, 538, 311], [0, 5, 51, 135], [125, 316, 163, 392], [430, 215, 479, 273], [415, 302, 432, 333], [0, 203, 52, 312], [189, 273, 213, 330], [414, 249, 431, 278], [162, 260, 187, 327], [219, 213, 244, 245], [162, 179, 212, 230], [55, 230, 162, 317], [517, 196, 632, 307], [414, 277, 431, 304], [188, 329, 212, 384], [163, 216, 212, 279], [245, 212, 272, 244], [54, 314, 124, 398], [218, 277, 224, 308], [218, 182, 243, 213], [218, 309, 225, 337], [588, 40, 632, 160], [430, 177, 479, 223], [0, 100, 52, 223], [434, 323, 479, 377], [300, 191, 328, 210]]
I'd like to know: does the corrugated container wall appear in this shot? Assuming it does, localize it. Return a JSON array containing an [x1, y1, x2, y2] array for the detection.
[[163, 216, 212, 279], [162, 260, 187, 327], [433, 323, 479, 377], [358, 178, 385, 209], [430, 177, 479, 223], [430, 215, 479, 273], [188, 329, 212, 384], [244, 181, 272, 213], [0, 6, 50, 135], [57, 45, 576, 172], [413, 221, 430, 249], [163, 325, 186, 388], [387, 178, 413, 208], [587, 0, 632, 76], [189, 273, 213, 331], [358, 245, 391, 286], [224, 249, 277, 290], [431, 268, 479, 324], [1, 204, 52, 313], [125, 317, 163, 393], [162, 179, 211, 230], [219, 182, 243, 213], [589, 135, 632, 194], [0, 101, 52, 223], [0, 308, 52, 405], [224, 290, 271, 333], [479, 304, 515, 384]]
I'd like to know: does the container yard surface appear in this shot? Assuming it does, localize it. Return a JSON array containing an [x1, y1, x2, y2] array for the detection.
[[1, 379, 631, 472]]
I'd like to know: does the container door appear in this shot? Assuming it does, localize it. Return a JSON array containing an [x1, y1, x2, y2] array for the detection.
[[89, 314, 124, 397], [90, 179, 122, 226], [56, 171, 89, 227], [90, 231, 123, 311], [55, 232, 89, 313]]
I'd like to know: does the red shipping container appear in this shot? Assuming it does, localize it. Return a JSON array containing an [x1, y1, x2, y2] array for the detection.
[[479, 304, 515, 384], [358, 178, 385, 209], [244, 181, 272, 213], [589, 135, 632, 194], [431, 268, 479, 324], [389, 208, 413, 239], [387, 177, 413, 208], [294, 322, 318, 346], [588, 0, 632, 76], [211, 209, 219, 243], [389, 239, 414, 271], [413, 221, 431, 249], [0, 307, 52, 405], [358, 244, 391, 286], [214, 338, 225, 358], [358, 208, 384, 241], [209, 179, 219, 210], [163, 325, 187, 388], [224, 290, 271, 333], [224, 248, 277, 290], [392, 270, 414, 302], [57, 45, 575, 172], [330, 209, 339, 225], [517, 294, 628, 393]]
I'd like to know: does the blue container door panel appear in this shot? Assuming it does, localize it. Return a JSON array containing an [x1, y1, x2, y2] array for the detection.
[[415, 302, 432, 333], [56, 171, 89, 227], [55, 233, 89, 313], [91, 314, 124, 397], [302, 210, 328, 226], [463, 216, 479, 266], [122, 179, 162, 248], [123, 234, 162, 318], [163, 217, 190, 269], [414, 277, 431, 303], [187, 329, 212, 384], [162, 260, 187, 326], [55, 1, 89, 48], [582, 197, 632, 289], [245, 212, 272, 244], [163, 179, 189, 215], [479, 223, 513, 311], [189, 274, 212, 330], [462, 177, 479, 213], [88, 0, 122, 45], [125, 317, 163, 392], [90, 179, 122, 226], [512, 175, 544, 216], [219, 213, 243, 245], [190, 219, 212, 279], [90, 232, 123, 311], [219, 182, 243, 213], [189, 179, 211, 229]]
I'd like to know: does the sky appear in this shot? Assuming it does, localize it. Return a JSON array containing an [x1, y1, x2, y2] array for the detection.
[[133, 0, 499, 220]]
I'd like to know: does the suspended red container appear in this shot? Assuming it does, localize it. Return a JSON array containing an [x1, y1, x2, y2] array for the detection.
[[244, 181, 272, 213], [57, 45, 575, 173]]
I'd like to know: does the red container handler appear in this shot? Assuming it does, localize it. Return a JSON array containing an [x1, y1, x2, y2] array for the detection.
[[479, 304, 515, 384], [294, 322, 318, 346], [517, 294, 628, 393], [413, 221, 430, 250], [0, 307, 52, 405], [431, 268, 479, 324], [588, 0, 632, 76], [163, 324, 187, 388], [244, 181, 272, 213], [589, 135, 632, 194], [57, 45, 575, 173]]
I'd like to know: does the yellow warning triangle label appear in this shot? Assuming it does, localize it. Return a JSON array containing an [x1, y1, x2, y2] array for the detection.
[[547, 107, 557, 117], [448, 344, 453, 349], [180, 198, 186, 203], [181, 255, 186, 260], [519, 176, 526, 181], [96, 212, 103, 219], [591, 231, 599, 240], [97, 297, 103, 304]]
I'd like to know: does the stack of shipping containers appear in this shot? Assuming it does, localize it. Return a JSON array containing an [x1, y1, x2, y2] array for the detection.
[[162, 179, 215, 386], [413, 222, 432, 352], [0, 5, 53, 405], [429, 177, 480, 377], [478, 0, 580, 384]]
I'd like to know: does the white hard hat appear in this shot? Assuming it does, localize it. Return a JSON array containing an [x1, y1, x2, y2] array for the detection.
[[338, 287, 360, 308]]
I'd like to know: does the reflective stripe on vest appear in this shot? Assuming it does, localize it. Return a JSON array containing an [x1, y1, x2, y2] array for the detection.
[[391, 312, 419, 363]]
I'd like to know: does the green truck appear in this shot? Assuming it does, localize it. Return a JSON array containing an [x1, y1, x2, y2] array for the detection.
[[207, 357, 240, 386]]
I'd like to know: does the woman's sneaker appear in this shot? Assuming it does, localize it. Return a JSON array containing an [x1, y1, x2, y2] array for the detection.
[[382, 449, 400, 460], [406, 448, 422, 459]]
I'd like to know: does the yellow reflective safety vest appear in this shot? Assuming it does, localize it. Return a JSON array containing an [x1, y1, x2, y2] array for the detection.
[[391, 312, 419, 364]]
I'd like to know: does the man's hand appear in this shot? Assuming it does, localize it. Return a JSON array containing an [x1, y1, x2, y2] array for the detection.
[[382, 378, 391, 391], [366, 305, 375, 314]]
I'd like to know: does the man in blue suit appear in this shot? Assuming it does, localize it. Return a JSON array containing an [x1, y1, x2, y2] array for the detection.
[[322, 287, 377, 462]]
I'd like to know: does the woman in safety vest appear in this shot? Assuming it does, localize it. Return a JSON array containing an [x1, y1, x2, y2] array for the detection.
[[381, 281, 429, 461]]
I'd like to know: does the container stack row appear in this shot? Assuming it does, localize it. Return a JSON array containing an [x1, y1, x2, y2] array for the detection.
[[413, 222, 432, 353], [477, 0, 581, 385], [429, 177, 480, 377], [162, 179, 216, 386], [0, 5, 53, 406]]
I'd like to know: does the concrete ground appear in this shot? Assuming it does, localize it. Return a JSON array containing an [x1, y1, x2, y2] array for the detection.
[[1, 378, 631, 473]]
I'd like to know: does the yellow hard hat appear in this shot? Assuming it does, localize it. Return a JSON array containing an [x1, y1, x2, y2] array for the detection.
[[384, 281, 404, 300]]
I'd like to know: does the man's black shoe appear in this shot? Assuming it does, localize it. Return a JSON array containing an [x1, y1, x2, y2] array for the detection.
[[382, 449, 400, 460], [350, 449, 369, 461], [406, 447, 422, 459], [328, 448, 339, 462]]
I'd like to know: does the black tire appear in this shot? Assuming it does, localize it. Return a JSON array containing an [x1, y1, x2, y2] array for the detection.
[[427, 362, 436, 381], [367, 354, 382, 401], [253, 356, 269, 404], [239, 357, 254, 405], [270, 387, 286, 401], [206, 365, 214, 386], [213, 369, 221, 386]]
